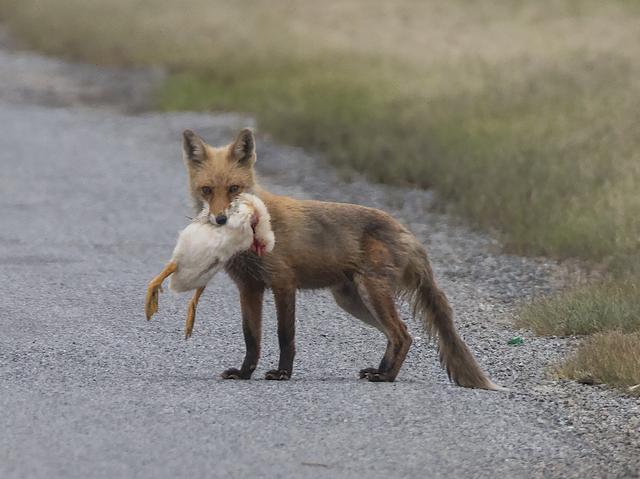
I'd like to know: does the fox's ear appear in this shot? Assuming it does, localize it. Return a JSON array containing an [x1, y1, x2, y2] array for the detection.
[[230, 128, 256, 166], [182, 129, 206, 166]]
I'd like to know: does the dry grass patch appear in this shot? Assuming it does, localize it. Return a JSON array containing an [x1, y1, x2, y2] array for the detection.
[[558, 331, 640, 394], [520, 279, 640, 394]]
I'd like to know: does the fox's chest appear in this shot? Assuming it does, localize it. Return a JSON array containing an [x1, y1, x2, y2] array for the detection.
[[225, 251, 271, 286], [224, 249, 350, 291]]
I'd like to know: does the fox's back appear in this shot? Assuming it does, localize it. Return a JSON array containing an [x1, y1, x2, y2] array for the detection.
[[226, 192, 410, 290]]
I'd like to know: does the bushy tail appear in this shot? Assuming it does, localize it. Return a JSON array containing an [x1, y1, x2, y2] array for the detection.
[[404, 239, 501, 390]]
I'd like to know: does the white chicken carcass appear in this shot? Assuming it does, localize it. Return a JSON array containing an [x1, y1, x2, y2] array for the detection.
[[144, 193, 275, 338]]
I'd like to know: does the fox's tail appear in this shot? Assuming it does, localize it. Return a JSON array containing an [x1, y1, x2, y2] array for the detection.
[[403, 237, 501, 391]]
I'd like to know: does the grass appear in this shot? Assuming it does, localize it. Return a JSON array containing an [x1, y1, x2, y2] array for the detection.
[[519, 278, 640, 393], [557, 331, 640, 395], [161, 54, 640, 261], [1, 0, 639, 391], [518, 281, 640, 337], [520, 276, 640, 393]]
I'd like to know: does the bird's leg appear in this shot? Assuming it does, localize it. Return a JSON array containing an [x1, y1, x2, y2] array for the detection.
[[145, 261, 177, 320], [185, 286, 205, 339]]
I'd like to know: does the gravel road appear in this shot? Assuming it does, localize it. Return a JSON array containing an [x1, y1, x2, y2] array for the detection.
[[1, 29, 638, 478]]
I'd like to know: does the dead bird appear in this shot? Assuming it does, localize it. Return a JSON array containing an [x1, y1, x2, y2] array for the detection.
[[144, 192, 275, 338]]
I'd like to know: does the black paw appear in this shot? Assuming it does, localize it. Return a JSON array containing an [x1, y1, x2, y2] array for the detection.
[[359, 368, 394, 382], [220, 368, 251, 380], [265, 369, 291, 380], [359, 367, 379, 379]]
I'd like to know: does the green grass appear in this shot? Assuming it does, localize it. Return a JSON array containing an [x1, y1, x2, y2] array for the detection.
[[157, 51, 640, 260], [557, 331, 640, 394], [1, 0, 639, 391], [519, 279, 640, 392], [518, 280, 640, 336]]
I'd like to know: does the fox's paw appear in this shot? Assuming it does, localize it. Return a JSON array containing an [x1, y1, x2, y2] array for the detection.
[[264, 369, 291, 381], [144, 284, 161, 320], [359, 368, 395, 382], [358, 367, 378, 379], [220, 368, 252, 380]]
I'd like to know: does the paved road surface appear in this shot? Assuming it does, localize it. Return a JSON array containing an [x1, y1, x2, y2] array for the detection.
[[0, 31, 638, 478]]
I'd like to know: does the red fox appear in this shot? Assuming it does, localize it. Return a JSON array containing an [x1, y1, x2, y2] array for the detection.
[[179, 128, 498, 389]]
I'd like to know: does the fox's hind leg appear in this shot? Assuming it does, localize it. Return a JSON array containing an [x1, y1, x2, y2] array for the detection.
[[331, 281, 383, 332], [354, 274, 412, 382], [184, 286, 205, 339], [145, 261, 177, 320], [353, 238, 412, 382]]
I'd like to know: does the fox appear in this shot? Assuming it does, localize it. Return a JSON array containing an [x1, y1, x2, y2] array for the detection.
[[179, 127, 499, 389]]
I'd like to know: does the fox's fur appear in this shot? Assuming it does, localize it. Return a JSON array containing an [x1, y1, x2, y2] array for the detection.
[[181, 128, 498, 389]]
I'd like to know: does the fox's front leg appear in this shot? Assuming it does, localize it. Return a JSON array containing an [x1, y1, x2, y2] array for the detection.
[[265, 287, 296, 380], [145, 261, 177, 320], [220, 281, 264, 379]]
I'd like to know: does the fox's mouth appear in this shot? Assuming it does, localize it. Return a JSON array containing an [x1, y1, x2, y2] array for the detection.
[[250, 213, 267, 256]]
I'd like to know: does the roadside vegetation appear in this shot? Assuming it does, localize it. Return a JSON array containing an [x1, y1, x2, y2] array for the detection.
[[518, 282, 639, 337], [518, 281, 640, 394], [558, 332, 640, 395], [1, 0, 638, 392]]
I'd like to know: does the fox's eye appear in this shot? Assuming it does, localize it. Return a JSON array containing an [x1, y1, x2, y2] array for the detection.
[[201, 186, 212, 196], [229, 185, 240, 194]]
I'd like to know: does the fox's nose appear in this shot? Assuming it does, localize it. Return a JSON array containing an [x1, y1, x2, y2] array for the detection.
[[215, 214, 227, 225]]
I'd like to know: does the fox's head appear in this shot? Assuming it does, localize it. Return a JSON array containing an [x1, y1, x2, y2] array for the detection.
[[182, 128, 257, 225]]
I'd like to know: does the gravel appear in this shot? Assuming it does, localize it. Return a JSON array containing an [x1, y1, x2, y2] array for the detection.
[[0, 26, 638, 479]]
